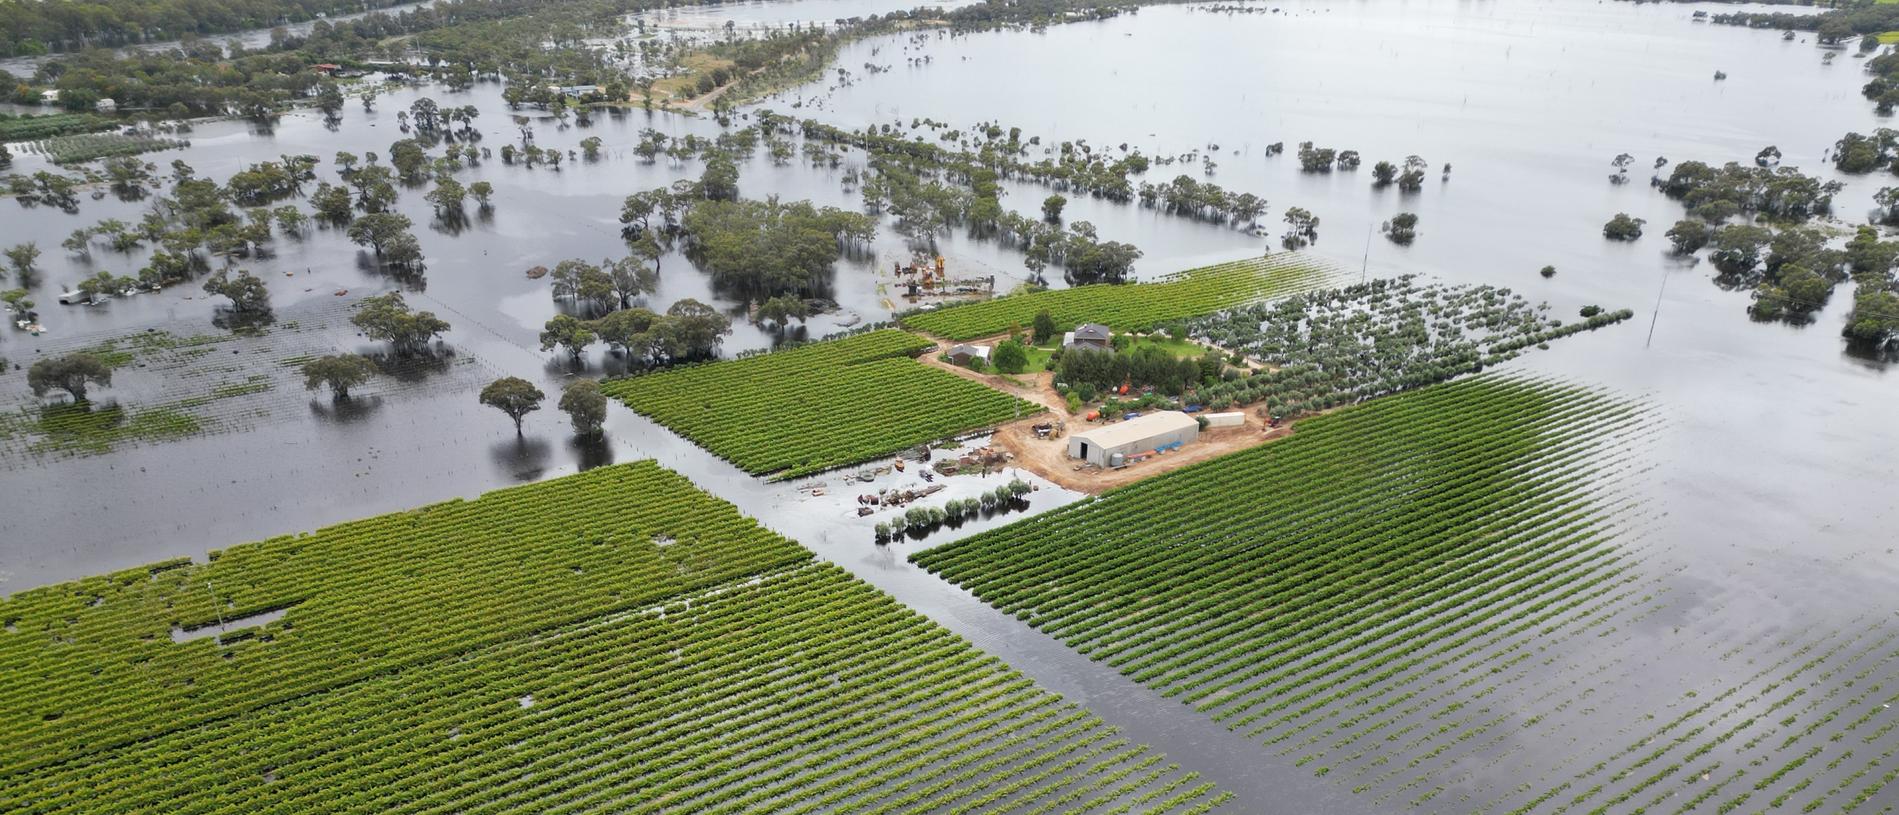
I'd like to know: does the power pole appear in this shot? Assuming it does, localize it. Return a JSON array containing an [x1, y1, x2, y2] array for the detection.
[[1361, 223, 1373, 284], [1646, 267, 1672, 349]]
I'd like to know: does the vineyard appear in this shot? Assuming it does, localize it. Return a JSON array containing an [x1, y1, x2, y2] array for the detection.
[[901, 255, 1341, 341], [0, 112, 118, 142], [603, 329, 1041, 478], [21, 133, 189, 164], [911, 378, 1661, 805], [1181, 277, 1633, 417], [0, 461, 1230, 814]]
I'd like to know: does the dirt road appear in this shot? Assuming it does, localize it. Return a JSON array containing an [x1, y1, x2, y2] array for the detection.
[[912, 333, 1294, 495]]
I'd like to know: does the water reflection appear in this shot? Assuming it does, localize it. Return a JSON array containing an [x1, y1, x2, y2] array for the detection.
[[307, 394, 386, 424], [362, 347, 456, 383], [570, 434, 616, 471], [489, 434, 553, 481]]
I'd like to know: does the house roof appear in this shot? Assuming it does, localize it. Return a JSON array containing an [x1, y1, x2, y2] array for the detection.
[[1072, 323, 1111, 342], [1071, 411, 1198, 449]]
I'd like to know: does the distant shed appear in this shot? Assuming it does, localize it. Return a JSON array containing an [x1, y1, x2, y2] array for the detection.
[[947, 343, 990, 366], [1203, 411, 1245, 429], [1067, 411, 1199, 467]]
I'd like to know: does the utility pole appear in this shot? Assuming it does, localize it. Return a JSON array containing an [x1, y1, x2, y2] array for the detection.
[[1646, 267, 1671, 349], [1361, 223, 1373, 285]]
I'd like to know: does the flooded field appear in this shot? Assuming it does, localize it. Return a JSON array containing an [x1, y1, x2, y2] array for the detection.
[[2, 0, 1897, 811]]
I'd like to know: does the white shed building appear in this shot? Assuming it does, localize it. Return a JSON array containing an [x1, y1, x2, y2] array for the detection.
[[1067, 411, 1199, 467], [1202, 411, 1245, 429]]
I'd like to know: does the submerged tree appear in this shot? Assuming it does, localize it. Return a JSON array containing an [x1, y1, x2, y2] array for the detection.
[[754, 294, 810, 329], [480, 377, 545, 434], [1041, 194, 1067, 223], [202, 269, 271, 314], [1282, 207, 1320, 249], [4, 242, 41, 285], [1383, 213, 1419, 245], [76, 271, 135, 303], [1665, 219, 1712, 254], [700, 153, 740, 202], [28, 353, 112, 402], [1602, 213, 1645, 242], [559, 379, 609, 436], [540, 314, 597, 361], [301, 354, 379, 400], [1843, 289, 1899, 346], [351, 292, 450, 355]]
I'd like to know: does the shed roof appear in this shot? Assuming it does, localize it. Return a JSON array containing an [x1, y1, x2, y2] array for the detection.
[[948, 343, 990, 358], [1071, 411, 1198, 449]]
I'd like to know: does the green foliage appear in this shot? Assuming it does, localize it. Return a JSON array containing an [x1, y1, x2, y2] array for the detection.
[[539, 314, 597, 360], [915, 378, 1648, 797], [1666, 219, 1713, 254], [27, 353, 112, 401], [1382, 212, 1418, 245], [1843, 289, 1899, 344], [0, 462, 1224, 813], [299, 354, 377, 399], [992, 339, 1030, 374], [4, 241, 41, 282], [350, 292, 449, 355], [1032, 308, 1058, 344], [28, 133, 188, 165], [345, 212, 414, 257], [479, 376, 545, 432], [1042, 193, 1067, 222], [0, 113, 116, 141], [904, 255, 1338, 341], [201, 269, 270, 314], [1183, 277, 1634, 417], [0, 462, 805, 776], [559, 378, 608, 435], [754, 294, 810, 328], [1602, 213, 1645, 241], [699, 152, 739, 201], [679, 198, 873, 304], [587, 300, 730, 364], [602, 330, 1040, 478], [1751, 265, 1833, 321], [1656, 160, 1841, 223]]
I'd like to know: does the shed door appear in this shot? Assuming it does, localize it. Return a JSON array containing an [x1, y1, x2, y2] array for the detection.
[[1079, 442, 1091, 461]]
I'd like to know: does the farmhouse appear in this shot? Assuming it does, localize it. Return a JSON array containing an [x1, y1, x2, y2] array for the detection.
[[1067, 411, 1199, 468], [946, 343, 990, 366], [1063, 323, 1112, 350]]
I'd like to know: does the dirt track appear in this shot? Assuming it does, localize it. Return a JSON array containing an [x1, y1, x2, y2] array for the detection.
[[913, 333, 1293, 495]]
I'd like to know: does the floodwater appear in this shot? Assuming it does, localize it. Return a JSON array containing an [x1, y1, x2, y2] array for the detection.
[[635, 0, 979, 32], [2, 0, 1897, 811]]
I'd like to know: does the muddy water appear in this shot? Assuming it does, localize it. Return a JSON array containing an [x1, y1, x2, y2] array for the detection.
[[2, 1, 1897, 811]]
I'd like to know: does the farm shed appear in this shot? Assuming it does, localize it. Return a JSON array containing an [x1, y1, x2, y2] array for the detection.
[[947, 343, 991, 366], [1063, 323, 1113, 350], [1202, 412, 1245, 428], [1068, 411, 1199, 467]]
